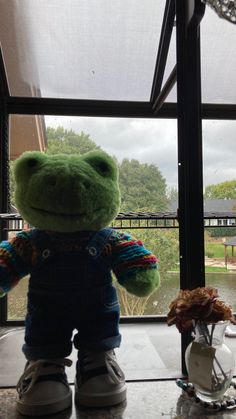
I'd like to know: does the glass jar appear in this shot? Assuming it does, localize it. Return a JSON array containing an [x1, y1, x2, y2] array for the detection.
[[185, 321, 235, 402]]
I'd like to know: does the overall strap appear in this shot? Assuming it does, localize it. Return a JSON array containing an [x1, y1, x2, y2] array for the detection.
[[86, 227, 114, 260], [30, 229, 55, 262], [30, 228, 114, 263]]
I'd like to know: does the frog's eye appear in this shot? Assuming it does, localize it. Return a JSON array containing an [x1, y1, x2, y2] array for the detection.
[[96, 160, 111, 176], [83, 151, 118, 180], [14, 152, 46, 182], [26, 158, 39, 169]]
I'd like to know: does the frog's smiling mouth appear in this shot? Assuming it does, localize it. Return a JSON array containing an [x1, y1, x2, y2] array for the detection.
[[31, 206, 86, 218]]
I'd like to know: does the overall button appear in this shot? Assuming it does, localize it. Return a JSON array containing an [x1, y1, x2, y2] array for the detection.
[[88, 246, 97, 256], [42, 249, 51, 259]]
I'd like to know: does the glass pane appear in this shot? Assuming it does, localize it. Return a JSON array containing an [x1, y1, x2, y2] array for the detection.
[[164, 6, 236, 105], [8, 275, 28, 321], [0, 0, 165, 100], [162, 25, 177, 103], [203, 120, 236, 311], [201, 7, 236, 104], [8, 114, 178, 320]]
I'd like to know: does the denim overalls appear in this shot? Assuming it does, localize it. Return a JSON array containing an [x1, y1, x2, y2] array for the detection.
[[23, 228, 121, 361]]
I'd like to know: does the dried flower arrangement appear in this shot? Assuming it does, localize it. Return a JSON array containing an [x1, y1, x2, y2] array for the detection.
[[167, 286, 235, 334]]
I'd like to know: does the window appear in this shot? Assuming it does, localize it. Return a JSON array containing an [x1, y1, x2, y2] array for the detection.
[[0, 0, 166, 101], [203, 120, 236, 312], [8, 114, 179, 320]]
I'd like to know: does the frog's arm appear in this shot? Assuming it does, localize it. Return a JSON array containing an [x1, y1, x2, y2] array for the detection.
[[108, 231, 160, 297], [0, 230, 33, 297]]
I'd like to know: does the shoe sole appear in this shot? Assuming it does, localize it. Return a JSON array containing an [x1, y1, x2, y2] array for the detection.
[[74, 380, 127, 408], [16, 390, 72, 416]]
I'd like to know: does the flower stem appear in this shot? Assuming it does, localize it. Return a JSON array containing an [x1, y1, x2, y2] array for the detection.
[[197, 322, 227, 382], [210, 324, 215, 346]]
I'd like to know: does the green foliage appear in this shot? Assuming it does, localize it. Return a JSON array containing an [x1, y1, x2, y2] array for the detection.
[[205, 267, 227, 272], [205, 248, 214, 258], [46, 126, 100, 155], [119, 158, 168, 212], [205, 242, 225, 258], [205, 180, 236, 199], [166, 186, 178, 207], [206, 227, 236, 237]]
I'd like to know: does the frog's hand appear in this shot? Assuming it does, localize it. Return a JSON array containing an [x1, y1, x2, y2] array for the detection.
[[109, 230, 160, 297], [122, 269, 160, 297]]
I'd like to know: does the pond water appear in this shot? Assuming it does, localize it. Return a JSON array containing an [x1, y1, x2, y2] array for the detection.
[[143, 272, 236, 316], [206, 272, 236, 312], [7, 272, 236, 319]]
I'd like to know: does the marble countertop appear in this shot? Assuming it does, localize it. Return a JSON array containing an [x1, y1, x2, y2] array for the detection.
[[1, 381, 236, 419]]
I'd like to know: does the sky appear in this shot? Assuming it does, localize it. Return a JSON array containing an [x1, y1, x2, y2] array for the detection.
[[45, 116, 236, 192]]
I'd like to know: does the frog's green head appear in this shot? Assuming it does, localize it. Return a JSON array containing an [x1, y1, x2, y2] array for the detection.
[[14, 151, 120, 232]]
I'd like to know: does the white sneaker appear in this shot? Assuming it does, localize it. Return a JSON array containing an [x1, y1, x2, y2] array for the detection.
[[75, 350, 127, 407], [16, 358, 72, 416]]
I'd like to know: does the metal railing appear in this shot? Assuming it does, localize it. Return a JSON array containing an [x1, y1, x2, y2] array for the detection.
[[1, 211, 236, 326], [1, 211, 236, 231]]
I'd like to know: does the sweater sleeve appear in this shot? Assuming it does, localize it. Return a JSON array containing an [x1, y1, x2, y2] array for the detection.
[[105, 230, 158, 286], [0, 230, 34, 294]]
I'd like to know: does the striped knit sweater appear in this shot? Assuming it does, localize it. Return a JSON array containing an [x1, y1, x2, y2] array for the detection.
[[0, 229, 158, 294]]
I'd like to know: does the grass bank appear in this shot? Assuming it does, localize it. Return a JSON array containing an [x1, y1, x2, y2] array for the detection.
[[205, 242, 225, 258], [170, 266, 228, 273]]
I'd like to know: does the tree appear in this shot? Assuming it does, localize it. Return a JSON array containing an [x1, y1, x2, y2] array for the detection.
[[116, 283, 151, 316], [167, 186, 178, 208], [46, 126, 100, 155], [119, 158, 168, 212], [205, 180, 236, 200]]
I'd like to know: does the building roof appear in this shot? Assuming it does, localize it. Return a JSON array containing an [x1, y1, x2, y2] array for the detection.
[[223, 237, 236, 246], [168, 199, 236, 213]]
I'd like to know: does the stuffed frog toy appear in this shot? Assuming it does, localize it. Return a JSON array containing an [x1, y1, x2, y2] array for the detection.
[[0, 150, 160, 416]]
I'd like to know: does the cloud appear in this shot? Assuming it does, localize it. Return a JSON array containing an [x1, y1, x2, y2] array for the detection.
[[46, 116, 236, 191], [202, 120, 236, 187]]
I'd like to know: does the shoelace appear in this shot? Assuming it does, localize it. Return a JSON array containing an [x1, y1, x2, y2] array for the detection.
[[80, 350, 125, 385], [16, 358, 72, 397]]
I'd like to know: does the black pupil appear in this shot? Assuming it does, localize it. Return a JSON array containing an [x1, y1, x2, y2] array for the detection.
[[27, 158, 38, 168], [99, 162, 109, 173]]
